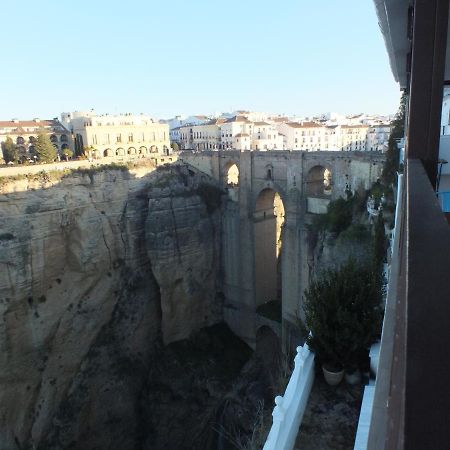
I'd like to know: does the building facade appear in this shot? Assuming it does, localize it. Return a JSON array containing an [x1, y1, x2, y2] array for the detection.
[[0, 118, 73, 162], [61, 111, 170, 158]]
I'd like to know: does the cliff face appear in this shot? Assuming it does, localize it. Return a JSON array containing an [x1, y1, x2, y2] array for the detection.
[[0, 164, 223, 449]]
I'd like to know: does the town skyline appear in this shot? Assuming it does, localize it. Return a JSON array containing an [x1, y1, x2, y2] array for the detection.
[[1, 0, 400, 119]]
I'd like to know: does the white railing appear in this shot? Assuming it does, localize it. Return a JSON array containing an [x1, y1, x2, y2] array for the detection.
[[263, 343, 315, 450]]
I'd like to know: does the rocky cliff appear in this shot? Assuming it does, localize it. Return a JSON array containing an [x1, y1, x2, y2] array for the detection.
[[0, 163, 223, 449]]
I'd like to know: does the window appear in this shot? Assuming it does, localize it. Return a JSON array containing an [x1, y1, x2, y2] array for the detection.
[[117, 134, 122, 143]]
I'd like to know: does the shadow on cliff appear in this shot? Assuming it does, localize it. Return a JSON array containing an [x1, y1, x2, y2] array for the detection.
[[0, 160, 233, 450]]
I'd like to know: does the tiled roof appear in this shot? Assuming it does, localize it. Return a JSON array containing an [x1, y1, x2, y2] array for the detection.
[[235, 133, 250, 137], [0, 119, 59, 128], [226, 115, 251, 123], [253, 121, 270, 126], [285, 121, 323, 128]]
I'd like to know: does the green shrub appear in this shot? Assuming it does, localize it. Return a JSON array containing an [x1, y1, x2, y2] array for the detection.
[[304, 260, 383, 370], [196, 183, 224, 213]]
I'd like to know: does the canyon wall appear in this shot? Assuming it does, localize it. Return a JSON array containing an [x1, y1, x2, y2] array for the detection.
[[0, 163, 223, 449]]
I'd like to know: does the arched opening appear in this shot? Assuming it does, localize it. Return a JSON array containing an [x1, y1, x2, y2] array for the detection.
[[128, 147, 137, 155], [60, 134, 68, 142], [104, 148, 113, 157], [61, 143, 69, 150], [150, 145, 158, 153], [255, 326, 281, 378], [254, 188, 285, 310], [16, 136, 25, 145], [116, 147, 125, 156], [225, 162, 239, 186], [50, 134, 58, 143], [139, 146, 147, 155], [306, 165, 332, 197], [29, 136, 36, 144]]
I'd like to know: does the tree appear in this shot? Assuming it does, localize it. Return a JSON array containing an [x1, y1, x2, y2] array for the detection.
[[62, 148, 73, 161], [35, 133, 57, 163], [303, 260, 383, 370], [382, 93, 406, 185], [1, 137, 19, 163], [171, 142, 180, 152]]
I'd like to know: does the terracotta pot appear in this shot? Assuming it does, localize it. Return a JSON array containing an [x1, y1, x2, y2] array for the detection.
[[322, 365, 344, 386]]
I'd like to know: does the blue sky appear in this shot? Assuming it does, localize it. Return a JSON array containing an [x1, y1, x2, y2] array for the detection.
[[0, 0, 400, 119]]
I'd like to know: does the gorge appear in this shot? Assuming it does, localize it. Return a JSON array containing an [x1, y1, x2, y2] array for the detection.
[[0, 152, 385, 449]]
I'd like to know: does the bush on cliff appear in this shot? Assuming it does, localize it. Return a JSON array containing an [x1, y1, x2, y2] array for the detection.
[[196, 183, 224, 213]]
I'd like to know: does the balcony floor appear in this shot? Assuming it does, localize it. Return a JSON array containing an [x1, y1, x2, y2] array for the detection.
[[294, 375, 363, 450]]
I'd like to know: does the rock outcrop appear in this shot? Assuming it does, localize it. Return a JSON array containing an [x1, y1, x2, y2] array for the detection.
[[0, 163, 223, 449]]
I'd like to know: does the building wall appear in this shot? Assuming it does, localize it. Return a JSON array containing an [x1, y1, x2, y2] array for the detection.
[[0, 119, 74, 162], [63, 112, 170, 158]]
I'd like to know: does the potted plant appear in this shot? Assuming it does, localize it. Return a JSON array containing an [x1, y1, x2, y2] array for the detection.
[[303, 260, 382, 386]]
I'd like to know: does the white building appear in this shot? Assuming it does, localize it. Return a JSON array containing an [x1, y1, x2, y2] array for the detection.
[[61, 111, 170, 158], [0, 118, 73, 161], [441, 94, 450, 135], [179, 119, 225, 150]]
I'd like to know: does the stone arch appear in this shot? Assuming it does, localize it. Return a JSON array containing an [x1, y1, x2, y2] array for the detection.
[[128, 147, 137, 155], [150, 145, 158, 153], [61, 143, 69, 150], [16, 136, 25, 145], [60, 134, 68, 142], [255, 326, 282, 373], [29, 136, 36, 144], [104, 148, 113, 157], [224, 160, 239, 186], [254, 188, 285, 308], [50, 134, 58, 143], [139, 146, 147, 155], [305, 165, 332, 197], [116, 147, 125, 156]]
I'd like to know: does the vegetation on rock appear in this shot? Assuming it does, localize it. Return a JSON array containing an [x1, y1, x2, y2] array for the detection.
[[382, 92, 406, 185]]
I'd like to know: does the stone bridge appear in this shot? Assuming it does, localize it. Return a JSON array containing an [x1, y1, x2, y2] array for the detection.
[[180, 150, 385, 349]]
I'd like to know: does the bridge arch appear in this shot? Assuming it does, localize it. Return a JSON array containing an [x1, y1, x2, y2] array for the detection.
[[255, 326, 281, 370], [305, 165, 332, 197], [254, 188, 285, 310], [224, 160, 239, 186]]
